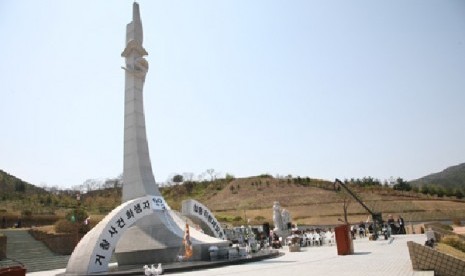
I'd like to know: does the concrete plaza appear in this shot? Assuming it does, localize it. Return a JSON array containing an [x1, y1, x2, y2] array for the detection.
[[29, 234, 431, 276], [171, 234, 431, 276]]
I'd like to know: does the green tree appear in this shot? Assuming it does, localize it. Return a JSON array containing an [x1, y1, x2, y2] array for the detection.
[[445, 188, 455, 197], [184, 181, 194, 194], [225, 173, 235, 181], [172, 174, 184, 183], [436, 187, 445, 197], [421, 185, 430, 195], [428, 186, 437, 196], [66, 207, 88, 224], [393, 178, 411, 191], [14, 181, 26, 192], [455, 189, 464, 199]]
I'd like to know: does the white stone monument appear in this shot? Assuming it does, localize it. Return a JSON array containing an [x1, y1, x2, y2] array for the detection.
[[115, 2, 228, 266], [65, 3, 227, 274]]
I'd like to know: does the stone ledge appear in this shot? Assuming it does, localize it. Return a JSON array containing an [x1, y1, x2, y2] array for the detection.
[[289, 245, 300, 252]]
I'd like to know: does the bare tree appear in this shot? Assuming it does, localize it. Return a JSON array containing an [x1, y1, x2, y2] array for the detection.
[[197, 172, 206, 181], [206, 169, 216, 181], [334, 180, 352, 224], [183, 172, 194, 182], [343, 197, 351, 224], [82, 179, 102, 192]]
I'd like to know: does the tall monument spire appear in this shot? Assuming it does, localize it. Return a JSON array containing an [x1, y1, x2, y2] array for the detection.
[[126, 1, 143, 45], [116, 3, 229, 266], [121, 2, 159, 202], [65, 4, 230, 272]]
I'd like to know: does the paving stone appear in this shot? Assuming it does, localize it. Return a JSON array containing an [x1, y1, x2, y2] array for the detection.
[[29, 234, 434, 276]]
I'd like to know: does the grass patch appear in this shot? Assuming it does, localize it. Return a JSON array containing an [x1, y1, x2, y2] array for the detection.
[[216, 214, 240, 222], [441, 235, 465, 253], [33, 225, 56, 234], [437, 242, 465, 260]]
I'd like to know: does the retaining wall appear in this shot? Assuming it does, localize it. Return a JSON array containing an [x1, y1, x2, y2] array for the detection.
[[29, 228, 80, 255], [0, 235, 6, 259], [407, 241, 465, 276]]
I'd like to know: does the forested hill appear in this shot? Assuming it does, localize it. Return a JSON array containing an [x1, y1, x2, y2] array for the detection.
[[410, 163, 465, 190], [0, 169, 45, 197]]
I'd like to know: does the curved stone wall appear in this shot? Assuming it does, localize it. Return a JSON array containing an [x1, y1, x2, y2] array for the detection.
[[65, 195, 167, 274], [181, 199, 226, 240]]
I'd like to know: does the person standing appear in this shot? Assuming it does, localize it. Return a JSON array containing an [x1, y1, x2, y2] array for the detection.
[[398, 216, 406, 234], [387, 214, 398, 234]]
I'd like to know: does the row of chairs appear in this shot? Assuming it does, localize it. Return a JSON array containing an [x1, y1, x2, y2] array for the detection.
[[302, 233, 335, 247]]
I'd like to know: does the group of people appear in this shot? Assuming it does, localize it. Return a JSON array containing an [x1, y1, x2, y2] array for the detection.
[[387, 215, 406, 235], [302, 228, 335, 246], [348, 215, 406, 240], [236, 214, 408, 250], [350, 222, 368, 239], [270, 228, 336, 248]]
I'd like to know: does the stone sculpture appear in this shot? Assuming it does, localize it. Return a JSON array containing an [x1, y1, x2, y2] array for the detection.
[[272, 201, 291, 238], [273, 201, 284, 232]]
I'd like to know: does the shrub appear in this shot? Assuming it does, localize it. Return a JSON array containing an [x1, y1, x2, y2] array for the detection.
[[427, 222, 453, 232], [442, 236, 465, 253], [225, 173, 235, 181], [453, 219, 462, 226], [433, 223, 454, 231], [21, 210, 32, 217], [65, 208, 88, 223], [54, 219, 76, 233], [233, 216, 242, 222]]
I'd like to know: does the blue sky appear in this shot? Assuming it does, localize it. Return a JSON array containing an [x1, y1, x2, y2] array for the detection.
[[0, 1, 464, 188]]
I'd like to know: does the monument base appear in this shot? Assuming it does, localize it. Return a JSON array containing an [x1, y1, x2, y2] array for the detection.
[[115, 211, 229, 265], [116, 243, 222, 265]]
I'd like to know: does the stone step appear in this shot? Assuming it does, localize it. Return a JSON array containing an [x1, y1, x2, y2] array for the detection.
[[0, 229, 70, 272], [412, 271, 435, 276]]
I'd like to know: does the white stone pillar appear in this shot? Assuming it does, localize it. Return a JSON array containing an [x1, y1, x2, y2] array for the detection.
[[121, 2, 160, 202]]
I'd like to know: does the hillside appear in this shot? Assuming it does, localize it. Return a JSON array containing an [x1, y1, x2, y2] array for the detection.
[[161, 176, 465, 226], [410, 163, 465, 190], [0, 170, 46, 199], [2, 169, 465, 228]]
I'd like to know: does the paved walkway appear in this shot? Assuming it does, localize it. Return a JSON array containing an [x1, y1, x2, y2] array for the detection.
[[167, 234, 430, 276], [29, 234, 431, 276]]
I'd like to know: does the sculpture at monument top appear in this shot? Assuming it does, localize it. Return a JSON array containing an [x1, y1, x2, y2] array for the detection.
[[121, 1, 159, 202]]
